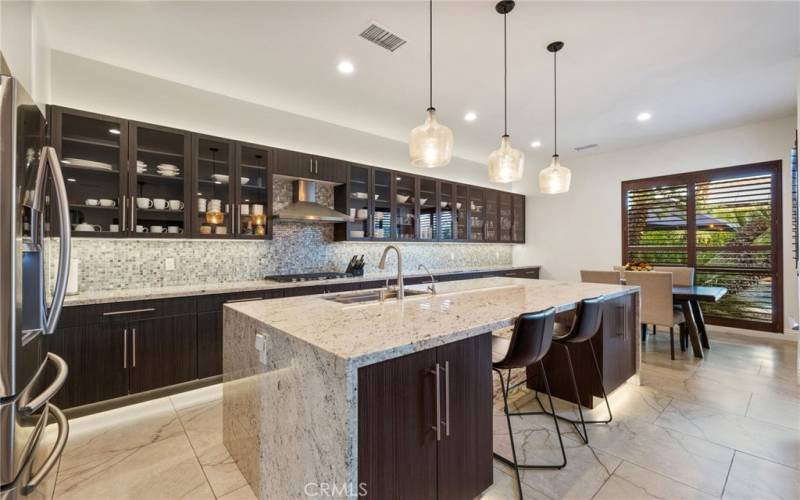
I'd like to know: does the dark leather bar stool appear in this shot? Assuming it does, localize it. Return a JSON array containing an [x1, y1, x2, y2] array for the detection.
[[536, 296, 612, 444], [492, 307, 566, 500]]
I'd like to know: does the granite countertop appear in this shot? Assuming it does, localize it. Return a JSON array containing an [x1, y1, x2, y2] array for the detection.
[[63, 265, 540, 306], [227, 276, 638, 368]]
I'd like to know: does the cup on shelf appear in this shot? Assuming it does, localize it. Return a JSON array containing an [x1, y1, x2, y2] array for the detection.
[[167, 226, 183, 234], [136, 197, 153, 209], [153, 198, 168, 210], [349, 208, 356, 218], [99, 198, 116, 207], [85, 199, 99, 206], [168, 199, 184, 211], [135, 225, 148, 233], [357, 208, 368, 220], [149, 225, 166, 233], [198, 198, 207, 212], [199, 225, 212, 235], [252, 204, 264, 215], [109, 224, 120, 233], [214, 226, 227, 235], [240, 204, 250, 215]]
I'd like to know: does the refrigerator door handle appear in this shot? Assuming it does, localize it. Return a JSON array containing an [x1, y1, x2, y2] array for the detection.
[[36, 146, 71, 335], [20, 403, 69, 495], [18, 352, 68, 416]]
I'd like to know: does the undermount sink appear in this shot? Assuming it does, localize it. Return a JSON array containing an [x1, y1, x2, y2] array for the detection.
[[322, 288, 431, 304]]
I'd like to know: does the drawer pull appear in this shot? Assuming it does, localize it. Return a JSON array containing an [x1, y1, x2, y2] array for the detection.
[[103, 307, 156, 317]]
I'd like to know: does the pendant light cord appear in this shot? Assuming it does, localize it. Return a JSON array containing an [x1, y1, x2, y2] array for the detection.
[[553, 49, 558, 155], [429, 0, 433, 110], [503, 12, 508, 136]]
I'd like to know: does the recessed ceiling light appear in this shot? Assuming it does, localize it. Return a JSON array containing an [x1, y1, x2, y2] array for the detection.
[[109, 128, 121, 135], [636, 112, 652, 122], [530, 140, 542, 148], [464, 111, 477, 122], [337, 60, 355, 75]]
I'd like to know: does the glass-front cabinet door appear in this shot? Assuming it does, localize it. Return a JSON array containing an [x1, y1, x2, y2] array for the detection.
[[455, 184, 469, 240], [393, 173, 417, 240], [192, 135, 235, 238], [499, 192, 513, 242], [512, 194, 525, 243], [438, 182, 455, 241], [418, 177, 438, 241], [129, 122, 190, 238], [372, 168, 392, 240], [484, 190, 498, 242], [469, 187, 486, 241], [236, 144, 271, 239], [52, 108, 128, 237], [341, 164, 371, 240]]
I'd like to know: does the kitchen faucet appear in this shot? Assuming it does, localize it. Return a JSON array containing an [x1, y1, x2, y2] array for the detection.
[[378, 245, 404, 299], [418, 264, 437, 295]]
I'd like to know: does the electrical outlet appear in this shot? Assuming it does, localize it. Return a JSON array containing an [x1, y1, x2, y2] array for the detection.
[[164, 258, 175, 271], [450, 252, 455, 260], [254, 333, 266, 351]]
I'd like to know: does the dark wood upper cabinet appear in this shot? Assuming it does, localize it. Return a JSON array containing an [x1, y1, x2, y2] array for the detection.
[[438, 182, 456, 241], [273, 148, 346, 183], [334, 163, 371, 241], [234, 143, 272, 239], [512, 194, 525, 243], [393, 173, 418, 240], [50, 107, 129, 238], [191, 134, 236, 238], [128, 121, 192, 237], [484, 189, 499, 242], [455, 184, 469, 241], [418, 177, 438, 241], [499, 192, 513, 242], [468, 187, 487, 242], [372, 168, 393, 240]]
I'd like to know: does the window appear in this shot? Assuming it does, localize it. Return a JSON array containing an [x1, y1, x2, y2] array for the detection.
[[622, 161, 783, 332]]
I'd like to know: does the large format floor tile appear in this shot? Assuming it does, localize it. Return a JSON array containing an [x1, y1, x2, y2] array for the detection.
[[52, 329, 797, 500]]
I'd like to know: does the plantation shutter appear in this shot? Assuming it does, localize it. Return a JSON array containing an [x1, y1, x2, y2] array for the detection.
[[622, 161, 783, 333]]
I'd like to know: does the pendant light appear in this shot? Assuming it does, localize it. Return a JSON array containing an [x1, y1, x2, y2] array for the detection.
[[409, 0, 453, 168], [538, 41, 572, 194], [487, 0, 524, 184]]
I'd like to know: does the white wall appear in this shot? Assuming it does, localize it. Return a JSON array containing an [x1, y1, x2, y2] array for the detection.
[[513, 116, 798, 331], [0, 1, 33, 89], [47, 51, 502, 190]]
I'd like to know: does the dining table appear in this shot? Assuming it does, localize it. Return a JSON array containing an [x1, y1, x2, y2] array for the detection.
[[671, 285, 727, 358]]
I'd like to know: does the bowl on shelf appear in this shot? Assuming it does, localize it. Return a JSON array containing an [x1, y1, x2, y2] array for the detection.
[[396, 194, 410, 204], [419, 198, 428, 206], [351, 230, 365, 238], [440, 201, 449, 208], [211, 174, 229, 183], [352, 192, 368, 199]]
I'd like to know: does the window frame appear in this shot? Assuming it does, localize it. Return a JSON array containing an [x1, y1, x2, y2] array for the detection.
[[621, 160, 783, 333]]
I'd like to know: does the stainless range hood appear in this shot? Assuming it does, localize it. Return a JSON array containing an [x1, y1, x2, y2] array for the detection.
[[273, 180, 353, 223]]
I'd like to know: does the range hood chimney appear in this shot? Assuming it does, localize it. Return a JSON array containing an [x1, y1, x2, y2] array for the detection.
[[273, 180, 353, 223]]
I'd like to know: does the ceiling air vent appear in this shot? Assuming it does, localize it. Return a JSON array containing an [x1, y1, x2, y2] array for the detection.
[[359, 21, 407, 52], [574, 144, 599, 152]]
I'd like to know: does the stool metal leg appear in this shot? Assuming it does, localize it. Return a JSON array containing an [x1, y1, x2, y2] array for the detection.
[[493, 364, 567, 499], [537, 341, 613, 445]]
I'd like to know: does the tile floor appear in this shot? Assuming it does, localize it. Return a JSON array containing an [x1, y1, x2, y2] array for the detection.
[[52, 330, 799, 499]]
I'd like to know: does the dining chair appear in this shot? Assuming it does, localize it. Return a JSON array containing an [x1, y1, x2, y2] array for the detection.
[[624, 271, 685, 360], [653, 266, 695, 287], [580, 270, 622, 284]]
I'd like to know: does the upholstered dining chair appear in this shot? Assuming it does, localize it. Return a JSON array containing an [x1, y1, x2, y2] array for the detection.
[[580, 270, 622, 285], [624, 271, 686, 359], [653, 266, 695, 287]]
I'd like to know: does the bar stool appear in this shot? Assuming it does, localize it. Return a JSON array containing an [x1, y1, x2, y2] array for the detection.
[[492, 307, 566, 500], [535, 296, 612, 445]]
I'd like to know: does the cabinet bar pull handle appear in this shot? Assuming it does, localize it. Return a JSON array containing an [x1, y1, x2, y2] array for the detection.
[[309, 158, 313, 173], [130, 195, 135, 230], [444, 361, 450, 437], [132, 328, 136, 367], [103, 307, 156, 317], [430, 363, 441, 441], [123, 328, 127, 368], [315, 159, 319, 174], [122, 196, 126, 231]]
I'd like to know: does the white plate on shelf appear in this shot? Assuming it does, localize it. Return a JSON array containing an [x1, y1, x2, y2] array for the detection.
[[156, 163, 179, 171], [159, 170, 180, 177], [63, 158, 113, 171]]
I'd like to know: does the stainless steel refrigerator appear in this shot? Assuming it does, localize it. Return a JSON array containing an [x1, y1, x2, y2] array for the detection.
[[0, 53, 72, 500]]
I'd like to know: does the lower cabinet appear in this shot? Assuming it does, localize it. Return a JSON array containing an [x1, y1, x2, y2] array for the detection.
[[358, 334, 493, 500], [127, 315, 197, 394]]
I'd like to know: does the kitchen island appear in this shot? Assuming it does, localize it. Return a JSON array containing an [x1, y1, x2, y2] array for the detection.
[[222, 277, 640, 499]]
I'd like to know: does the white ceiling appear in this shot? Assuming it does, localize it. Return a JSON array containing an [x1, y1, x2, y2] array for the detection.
[[38, 1, 799, 165]]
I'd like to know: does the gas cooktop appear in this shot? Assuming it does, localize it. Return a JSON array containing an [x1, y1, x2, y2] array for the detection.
[[264, 272, 353, 283]]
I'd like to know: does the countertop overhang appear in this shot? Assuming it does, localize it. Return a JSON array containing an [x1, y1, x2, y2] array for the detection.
[[226, 276, 639, 368]]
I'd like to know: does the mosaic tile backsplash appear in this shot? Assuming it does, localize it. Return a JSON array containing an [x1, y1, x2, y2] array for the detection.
[[47, 179, 513, 293]]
